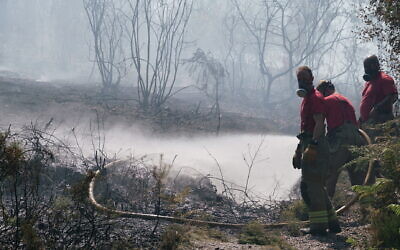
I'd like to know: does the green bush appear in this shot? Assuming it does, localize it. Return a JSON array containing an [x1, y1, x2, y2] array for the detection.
[[370, 207, 400, 248], [239, 221, 269, 245], [280, 200, 308, 221], [349, 119, 400, 248], [279, 200, 308, 236]]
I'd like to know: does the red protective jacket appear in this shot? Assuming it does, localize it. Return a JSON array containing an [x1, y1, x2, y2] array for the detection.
[[301, 88, 325, 133], [323, 93, 357, 132], [360, 72, 397, 122]]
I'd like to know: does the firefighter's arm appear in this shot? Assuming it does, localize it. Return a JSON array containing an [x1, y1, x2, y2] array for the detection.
[[370, 93, 397, 119], [371, 93, 397, 113], [376, 93, 398, 109], [302, 113, 324, 164]]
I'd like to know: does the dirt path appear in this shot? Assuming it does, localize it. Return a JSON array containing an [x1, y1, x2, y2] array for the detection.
[[191, 240, 277, 249], [281, 214, 370, 250]]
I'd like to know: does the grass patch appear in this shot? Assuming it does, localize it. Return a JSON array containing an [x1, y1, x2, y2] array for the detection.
[[238, 221, 293, 249], [186, 226, 229, 242], [159, 225, 230, 249], [281, 200, 308, 221], [280, 200, 308, 236], [159, 224, 191, 250]]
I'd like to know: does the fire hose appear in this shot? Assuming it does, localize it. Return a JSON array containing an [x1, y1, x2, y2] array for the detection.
[[88, 129, 373, 229]]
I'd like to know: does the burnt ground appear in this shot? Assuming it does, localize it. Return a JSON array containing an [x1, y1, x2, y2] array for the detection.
[[281, 208, 371, 250], [280, 173, 373, 250], [0, 75, 297, 135], [0, 75, 372, 249]]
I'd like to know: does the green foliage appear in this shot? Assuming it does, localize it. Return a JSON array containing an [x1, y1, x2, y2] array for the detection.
[[348, 119, 400, 248], [345, 237, 357, 247], [281, 200, 308, 221], [280, 200, 308, 236], [388, 204, 400, 217], [159, 224, 191, 250], [344, 146, 376, 172], [353, 178, 396, 208], [370, 208, 400, 248], [359, 0, 400, 81], [238, 221, 269, 245], [382, 147, 400, 186]]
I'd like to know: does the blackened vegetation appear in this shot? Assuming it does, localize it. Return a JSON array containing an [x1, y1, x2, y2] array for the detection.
[[0, 125, 284, 249], [0, 76, 277, 134], [93, 154, 285, 225], [0, 125, 160, 249], [185, 49, 227, 135]]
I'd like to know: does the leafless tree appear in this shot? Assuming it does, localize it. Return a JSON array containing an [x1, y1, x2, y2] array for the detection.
[[222, 13, 247, 96], [123, 0, 193, 111], [186, 49, 226, 135], [232, 0, 350, 103], [335, 37, 365, 104], [84, 0, 126, 95]]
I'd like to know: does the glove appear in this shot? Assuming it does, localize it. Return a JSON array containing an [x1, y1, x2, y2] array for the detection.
[[292, 144, 302, 169], [292, 152, 302, 169], [302, 144, 317, 164]]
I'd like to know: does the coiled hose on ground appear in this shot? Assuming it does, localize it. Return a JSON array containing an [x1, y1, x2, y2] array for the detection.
[[88, 129, 373, 229]]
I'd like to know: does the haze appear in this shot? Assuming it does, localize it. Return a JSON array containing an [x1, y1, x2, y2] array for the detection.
[[0, 0, 376, 199]]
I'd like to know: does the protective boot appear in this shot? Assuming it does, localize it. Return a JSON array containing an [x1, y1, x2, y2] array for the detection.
[[328, 220, 342, 234], [328, 208, 341, 233], [300, 226, 327, 236], [306, 210, 329, 236]]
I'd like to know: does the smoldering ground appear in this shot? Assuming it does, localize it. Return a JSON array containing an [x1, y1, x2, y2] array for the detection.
[[0, 77, 299, 201], [21, 115, 300, 199], [72, 123, 300, 200]]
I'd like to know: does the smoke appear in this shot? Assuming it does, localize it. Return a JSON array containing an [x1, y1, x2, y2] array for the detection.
[[71, 122, 300, 200]]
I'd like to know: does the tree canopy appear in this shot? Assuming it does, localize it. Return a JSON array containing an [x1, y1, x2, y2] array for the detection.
[[360, 0, 400, 80]]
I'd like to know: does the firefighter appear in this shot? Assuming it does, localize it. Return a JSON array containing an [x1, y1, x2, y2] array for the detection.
[[316, 80, 371, 198], [359, 55, 398, 125], [292, 66, 341, 235]]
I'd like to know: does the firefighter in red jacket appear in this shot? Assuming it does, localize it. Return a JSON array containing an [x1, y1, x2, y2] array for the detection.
[[292, 66, 340, 235], [360, 55, 398, 124], [316, 80, 371, 198]]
